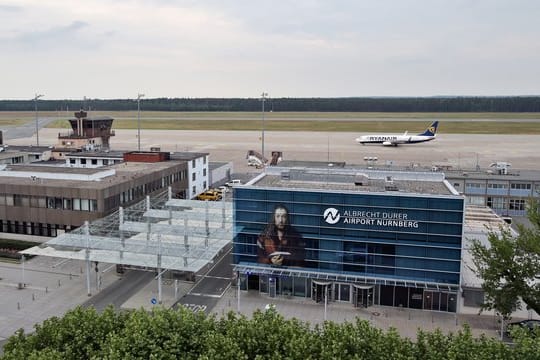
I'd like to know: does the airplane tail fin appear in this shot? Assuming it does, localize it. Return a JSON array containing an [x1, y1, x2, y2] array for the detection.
[[418, 121, 439, 136]]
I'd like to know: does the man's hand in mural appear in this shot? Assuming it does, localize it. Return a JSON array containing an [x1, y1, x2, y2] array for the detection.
[[270, 255, 283, 265]]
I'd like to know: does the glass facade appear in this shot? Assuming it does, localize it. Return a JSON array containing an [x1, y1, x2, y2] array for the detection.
[[233, 186, 464, 311], [234, 187, 463, 285]]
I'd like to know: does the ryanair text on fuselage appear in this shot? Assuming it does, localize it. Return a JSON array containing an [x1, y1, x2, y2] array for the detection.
[[355, 121, 439, 146]]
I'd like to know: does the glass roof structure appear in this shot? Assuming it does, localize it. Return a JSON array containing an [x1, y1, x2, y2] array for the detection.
[[22, 189, 233, 273]]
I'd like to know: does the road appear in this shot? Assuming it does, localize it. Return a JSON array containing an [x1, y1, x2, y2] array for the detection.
[[82, 270, 155, 311], [174, 247, 233, 315], [1, 117, 58, 140]]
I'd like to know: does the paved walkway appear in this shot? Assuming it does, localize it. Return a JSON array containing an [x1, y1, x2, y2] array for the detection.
[[211, 288, 502, 340], [0, 255, 511, 355], [0, 257, 121, 342]]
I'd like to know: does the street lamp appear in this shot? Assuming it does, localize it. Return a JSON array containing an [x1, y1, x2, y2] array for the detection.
[[137, 93, 145, 151], [260, 92, 268, 164], [34, 93, 44, 146]]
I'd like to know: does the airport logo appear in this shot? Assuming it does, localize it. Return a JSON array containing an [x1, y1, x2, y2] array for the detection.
[[322, 208, 419, 228], [323, 208, 340, 224]]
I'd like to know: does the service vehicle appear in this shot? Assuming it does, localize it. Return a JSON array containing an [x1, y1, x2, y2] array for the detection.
[[196, 190, 222, 201]]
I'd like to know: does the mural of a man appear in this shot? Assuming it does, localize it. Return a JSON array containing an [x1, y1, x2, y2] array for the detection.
[[257, 204, 305, 266]]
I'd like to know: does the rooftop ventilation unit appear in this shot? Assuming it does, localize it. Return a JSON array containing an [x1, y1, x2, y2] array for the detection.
[[384, 175, 398, 191], [489, 162, 511, 175], [354, 173, 369, 186]]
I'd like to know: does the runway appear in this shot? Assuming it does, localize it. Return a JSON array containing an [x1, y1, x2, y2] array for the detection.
[[7, 128, 540, 171]]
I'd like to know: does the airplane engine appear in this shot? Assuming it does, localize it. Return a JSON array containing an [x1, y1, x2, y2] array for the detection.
[[383, 141, 394, 146]]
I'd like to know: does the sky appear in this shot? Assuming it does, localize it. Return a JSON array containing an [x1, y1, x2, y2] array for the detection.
[[1, 0, 540, 99]]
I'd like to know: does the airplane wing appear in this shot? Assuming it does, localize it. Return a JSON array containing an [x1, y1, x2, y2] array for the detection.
[[383, 137, 410, 146]]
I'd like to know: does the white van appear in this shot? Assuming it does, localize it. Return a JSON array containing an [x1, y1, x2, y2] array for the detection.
[[225, 179, 242, 187]]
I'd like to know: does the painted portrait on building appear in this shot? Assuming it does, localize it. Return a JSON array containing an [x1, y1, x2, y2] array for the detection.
[[257, 204, 305, 267]]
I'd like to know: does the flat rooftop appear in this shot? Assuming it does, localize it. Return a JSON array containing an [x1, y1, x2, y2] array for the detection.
[[0, 160, 187, 189], [1, 145, 51, 152], [275, 159, 540, 182], [170, 152, 209, 161], [443, 168, 540, 181], [462, 206, 517, 289], [253, 167, 457, 196], [65, 150, 125, 158], [0, 151, 27, 160]]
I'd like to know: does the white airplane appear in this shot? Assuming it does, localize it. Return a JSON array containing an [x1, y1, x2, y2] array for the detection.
[[356, 121, 439, 146]]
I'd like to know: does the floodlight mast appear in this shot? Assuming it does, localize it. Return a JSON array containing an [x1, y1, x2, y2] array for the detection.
[[137, 93, 145, 151], [260, 92, 268, 165], [34, 93, 44, 146]]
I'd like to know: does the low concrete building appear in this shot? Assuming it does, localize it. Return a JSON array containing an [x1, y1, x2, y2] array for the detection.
[[0, 156, 194, 240]]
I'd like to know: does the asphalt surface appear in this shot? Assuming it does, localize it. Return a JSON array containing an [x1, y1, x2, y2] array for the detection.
[[7, 127, 540, 173], [82, 270, 155, 311], [1, 117, 57, 140], [174, 246, 233, 315]]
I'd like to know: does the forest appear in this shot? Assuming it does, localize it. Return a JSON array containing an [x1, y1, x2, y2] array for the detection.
[[1, 96, 539, 112]]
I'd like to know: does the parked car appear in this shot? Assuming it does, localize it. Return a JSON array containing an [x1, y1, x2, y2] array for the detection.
[[225, 179, 242, 187], [196, 190, 222, 201], [505, 319, 540, 337], [218, 186, 229, 193]]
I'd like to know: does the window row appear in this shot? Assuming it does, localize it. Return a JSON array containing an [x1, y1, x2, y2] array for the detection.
[[235, 188, 464, 211], [120, 171, 186, 205], [0, 220, 71, 237], [487, 183, 507, 189], [469, 196, 530, 211], [510, 183, 532, 190], [466, 183, 535, 191], [0, 194, 98, 211], [46, 197, 98, 211]]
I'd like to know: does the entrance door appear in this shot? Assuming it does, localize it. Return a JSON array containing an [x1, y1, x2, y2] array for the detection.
[[311, 281, 332, 303], [353, 285, 373, 308], [259, 276, 268, 294], [334, 283, 351, 302], [424, 291, 443, 311], [269, 277, 277, 298]]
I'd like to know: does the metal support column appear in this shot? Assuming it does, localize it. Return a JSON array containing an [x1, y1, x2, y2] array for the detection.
[[237, 273, 241, 313], [84, 221, 91, 296], [157, 234, 162, 304]]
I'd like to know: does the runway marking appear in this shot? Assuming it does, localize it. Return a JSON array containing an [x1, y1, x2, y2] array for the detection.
[[189, 283, 232, 299], [180, 303, 207, 313], [200, 275, 232, 280], [187, 293, 222, 298]]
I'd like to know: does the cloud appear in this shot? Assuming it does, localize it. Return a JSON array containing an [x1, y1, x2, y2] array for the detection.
[[17, 20, 88, 44], [1, 0, 540, 98], [0, 4, 22, 12]]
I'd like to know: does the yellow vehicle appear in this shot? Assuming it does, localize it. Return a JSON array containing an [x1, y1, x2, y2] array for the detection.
[[196, 190, 222, 201]]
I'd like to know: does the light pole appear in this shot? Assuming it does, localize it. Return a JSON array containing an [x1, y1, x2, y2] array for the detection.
[[34, 93, 44, 146], [260, 92, 268, 164], [137, 93, 145, 151]]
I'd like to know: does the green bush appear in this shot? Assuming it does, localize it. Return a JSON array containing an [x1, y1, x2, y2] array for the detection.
[[0, 239, 38, 260], [2, 306, 539, 360]]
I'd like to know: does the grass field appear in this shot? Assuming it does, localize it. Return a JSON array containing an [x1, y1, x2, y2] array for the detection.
[[1, 111, 540, 134]]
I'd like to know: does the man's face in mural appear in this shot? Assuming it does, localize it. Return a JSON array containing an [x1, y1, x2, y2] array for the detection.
[[274, 208, 288, 230]]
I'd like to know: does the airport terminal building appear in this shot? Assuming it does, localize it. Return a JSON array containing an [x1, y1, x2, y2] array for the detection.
[[233, 167, 464, 312]]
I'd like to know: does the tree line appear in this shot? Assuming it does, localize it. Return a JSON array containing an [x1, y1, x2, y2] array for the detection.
[[1, 96, 540, 112], [2, 306, 539, 359]]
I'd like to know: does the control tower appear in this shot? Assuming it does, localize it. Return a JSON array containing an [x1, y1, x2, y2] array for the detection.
[[59, 110, 115, 150]]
